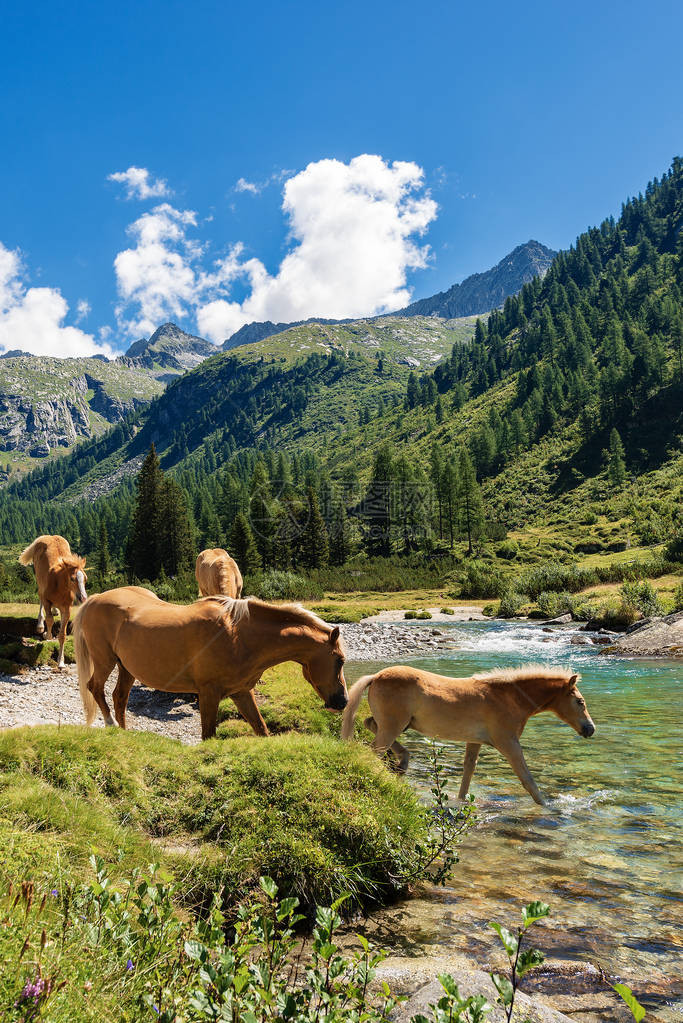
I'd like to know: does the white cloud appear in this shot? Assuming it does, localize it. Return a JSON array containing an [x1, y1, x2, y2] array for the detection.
[[115, 155, 438, 343], [75, 298, 91, 322], [108, 166, 171, 201], [0, 242, 112, 358], [234, 177, 262, 195], [113, 204, 202, 337]]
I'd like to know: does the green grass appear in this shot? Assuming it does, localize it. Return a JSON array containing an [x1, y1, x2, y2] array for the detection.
[[0, 726, 425, 915], [216, 662, 367, 740]]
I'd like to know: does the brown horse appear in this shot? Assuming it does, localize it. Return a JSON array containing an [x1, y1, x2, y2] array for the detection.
[[195, 548, 243, 598], [74, 586, 347, 739], [19, 535, 88, 669], [341, 665, 595, 805]]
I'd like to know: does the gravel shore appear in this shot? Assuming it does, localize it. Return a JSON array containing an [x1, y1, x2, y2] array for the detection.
[[0, 618, 462, 738]]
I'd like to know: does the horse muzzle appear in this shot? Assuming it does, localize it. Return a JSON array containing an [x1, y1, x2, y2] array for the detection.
[[325, 692, 348, 712], [581, 722, 595, 738]]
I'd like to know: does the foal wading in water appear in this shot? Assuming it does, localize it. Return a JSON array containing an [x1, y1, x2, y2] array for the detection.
[[341, 665, 595, 805], [74, 587, 347, 740], [19, 535, 88, 669]]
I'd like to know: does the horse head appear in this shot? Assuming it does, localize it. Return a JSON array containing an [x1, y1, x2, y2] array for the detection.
[[301, 625, 348, 712], [550, 674, 595, 737], [67, 557, 88, 604]]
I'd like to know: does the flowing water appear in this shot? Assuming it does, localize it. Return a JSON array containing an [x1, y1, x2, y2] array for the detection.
[[346, 620, 683, 1019]]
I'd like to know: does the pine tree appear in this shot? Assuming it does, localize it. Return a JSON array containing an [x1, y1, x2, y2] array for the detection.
[[157, 479, 195, 575], [299, 487, 329, 568], [364, 445, 393, 557], [329, 502, 352, 566], [457, 449, 484, 555], [126, 444, 164, 580], [442, 459, 459, 549], [96, 519, 110, 579], [230, 513, 262, 574], [607, 428, 627, 486]]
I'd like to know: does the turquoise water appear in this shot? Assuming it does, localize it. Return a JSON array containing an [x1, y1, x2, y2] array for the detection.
[[346, 620, 683, 1019]]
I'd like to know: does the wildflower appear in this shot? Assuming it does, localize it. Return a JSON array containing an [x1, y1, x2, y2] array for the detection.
[[153, 1005, 160, 1015], [126, 959, 134, 971], [51, 889, 58, 897]]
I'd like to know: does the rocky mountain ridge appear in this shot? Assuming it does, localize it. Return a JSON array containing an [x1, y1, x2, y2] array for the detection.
[[396, 240, 557, 319], [0, 356, 163, 473], [221, 240, 556, 348], [122, 322, 217, 379]]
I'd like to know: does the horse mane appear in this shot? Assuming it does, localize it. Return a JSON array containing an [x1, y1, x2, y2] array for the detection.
[[471, 665, 579, 688], [202, 595, 251, 625], [57, 553, 86, 572]]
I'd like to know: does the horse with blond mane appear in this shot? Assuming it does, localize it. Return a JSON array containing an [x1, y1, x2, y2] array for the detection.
[[19, 535, 88, 669], [74, 586, 347, 740], [341, 664, 595, 805], [195, 548, 243, 598]]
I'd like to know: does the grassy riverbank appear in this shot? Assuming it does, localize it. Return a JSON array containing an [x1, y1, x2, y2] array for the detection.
[[0, 725, 425, 915]]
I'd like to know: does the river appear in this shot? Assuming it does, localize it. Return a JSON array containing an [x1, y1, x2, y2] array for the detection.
[[345, 619, 682, 1021]]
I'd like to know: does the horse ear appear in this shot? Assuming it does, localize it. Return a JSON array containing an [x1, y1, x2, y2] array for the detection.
[[80, 556, 87, 568], [568, 673, 580, 688], [329, 626, 340, 646]]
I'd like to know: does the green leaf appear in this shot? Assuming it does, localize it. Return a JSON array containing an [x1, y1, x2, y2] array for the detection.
[[491, 973, 514, 1006], [259, 876, 278, 899], [516, 947, 545, 977], [489, 921, 519, 957], [437, 972, 460, 998], [522, 901, 550, 927], [613, 983, 646, 1022]]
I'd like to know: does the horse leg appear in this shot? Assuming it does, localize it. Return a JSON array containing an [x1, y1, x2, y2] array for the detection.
[[36, 603, 46, 636], [56, 606, 70, 669], [198, 688, 221, 740], [88, 657, 117, 727], [390, 739, 410, 774], [458, 743, 482, 799], [112, 665, 135, 729], [495, 737, 546, 806], [231, 691, 269, 737], [44, 606, 55, 641]]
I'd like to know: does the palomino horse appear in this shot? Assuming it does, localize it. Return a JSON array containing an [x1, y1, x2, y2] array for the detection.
[[74, 587, 347, 740], [195, 548, 243, 598], [19, 535, 88, 669], [341, 665, 595, 805]]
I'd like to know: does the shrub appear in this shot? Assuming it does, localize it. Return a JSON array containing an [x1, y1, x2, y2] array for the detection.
[[416, 610, 432, 620], [498, 591, 526, 618], [672, 581, 683, 612], [247, 569, 323, 601], [440, 606, 455, 614], [619, 580, 662, 618], [664, 533, 683, 563], [456, 561, 507, 599], [404, 610, 417, 619], [536, 591, 574, 618], [496, 540, 519, 560]]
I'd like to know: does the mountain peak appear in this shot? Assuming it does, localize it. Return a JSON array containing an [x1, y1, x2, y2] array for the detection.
[[123, 323, 216, 374], [397, 240, 557, 320]]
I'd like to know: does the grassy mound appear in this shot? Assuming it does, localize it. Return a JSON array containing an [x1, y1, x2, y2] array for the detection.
[[216, 662, 348, 739], [0, 726, 424, 914]]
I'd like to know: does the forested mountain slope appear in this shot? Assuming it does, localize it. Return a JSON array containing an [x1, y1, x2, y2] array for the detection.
[[0, 159, 681, 564]]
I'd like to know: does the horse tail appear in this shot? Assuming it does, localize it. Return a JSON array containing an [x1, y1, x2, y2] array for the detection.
[[19, 539, 39, 566], [341, 673, 375, 740], [74, 605, 96, 725]]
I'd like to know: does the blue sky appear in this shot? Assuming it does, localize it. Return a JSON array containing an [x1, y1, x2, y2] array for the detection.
[[1, 0, 682, 356]]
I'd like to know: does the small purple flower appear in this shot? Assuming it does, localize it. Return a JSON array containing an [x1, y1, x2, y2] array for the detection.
[[51, 889, 58, 897], [126, 959, 134, 971], [152, 1005, 160, 1015]]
